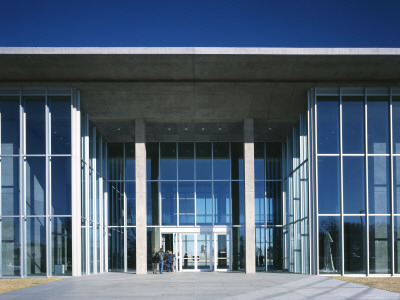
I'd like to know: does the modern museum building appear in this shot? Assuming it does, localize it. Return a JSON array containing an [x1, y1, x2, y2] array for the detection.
[[0, 47, 400, 277]]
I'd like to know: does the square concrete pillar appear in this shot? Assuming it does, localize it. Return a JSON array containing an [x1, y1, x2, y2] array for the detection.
[[244, 118, 256, 273], [135, 119, 147, 274]]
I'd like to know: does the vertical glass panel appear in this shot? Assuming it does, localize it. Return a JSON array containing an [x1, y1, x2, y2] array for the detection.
[[89, 169, 93, 221], [147, 181, 159, 226], [232, 227, 245, 271], [266, 142, 281, 180], [89, 222, 93, 273], [160, 143, 177, 180], [267, 181, 281, 226], [51, 217, 72, 275], [231, 181, 244, 226], [25, 97, 45, 154], [394, 157, 400, 214], [178, 143, 194, 180], [268, 227, 282, 271], [102, 140, 107, 178], [196, 181, 212, 225], [255, 227, 266, 271], [127, 228, 136, 271], [108, 227, 124, 272], [217, 234, 230, 270], [344, 216, 366, 274], [26, 217, 46, 275], [81, 223, 86, 275], [178, 181, 195, 225], [1, 217, 20, 276], [367, 97, 389, 154], [369, 216, 391, 274], [254, 142, 265, 181], [161, 181, 177, 225], [231, 142, 243, 181], [343, 157, 365, 214], [213, 142, 230, 180], [96, 131, 101, 174], [25, 157, 46, 215], [319, 216, 340, 274], [126, 182, 136, 226], [49, 96, 71, 154], [0, 97, 19, 154], [108, 143, 123, 181], [97, 224, 100, 273], [146, 143, 159, 181], [51, 156, 71, 215], [317, 97, 339, 154], [81, 163, 86, 219], [108, 182, 124, 226], [197, 233, 211, 269], [1, 157, 19, 215], [255, 181, 265, 225], [182, 234, 195, 269], [196, 143, 212, 180], [342, 97, 364, 154], [96, 174, 100, 222], [368, 156, 390, 214], [125, 143, 135, 180], [394, 216, 400, 273], [393, 97, 400, 154], [317, 156, 340, 214], [214, 181, 230, 225]]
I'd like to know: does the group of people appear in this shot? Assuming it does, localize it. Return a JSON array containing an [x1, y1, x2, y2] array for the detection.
[[152, 248, 176, 274]]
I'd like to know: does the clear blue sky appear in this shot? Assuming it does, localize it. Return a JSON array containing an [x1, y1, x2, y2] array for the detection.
[[1, 0, 399, 47]]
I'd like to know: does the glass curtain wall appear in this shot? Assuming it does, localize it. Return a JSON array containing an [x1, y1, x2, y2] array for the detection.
[[314, 87, 400, 275], [81, 114, 107, 275], [282, 112, 310, 274], [146, 142, 245, 271], [0, 88, 77, 277], [255, 142, 282, 271]]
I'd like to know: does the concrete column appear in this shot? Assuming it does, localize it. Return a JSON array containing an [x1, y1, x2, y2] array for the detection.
[[135, 119, 147, 274], [244, 118, 256, 273]]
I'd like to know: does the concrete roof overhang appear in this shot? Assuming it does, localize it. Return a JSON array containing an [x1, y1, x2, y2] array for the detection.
[[0, 47, 399, 142]]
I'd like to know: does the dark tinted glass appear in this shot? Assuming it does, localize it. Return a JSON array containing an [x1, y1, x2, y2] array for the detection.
[[266, 143, 281, 180], [160, 143, 177, 180], [147, 181, 159, 226], [161, 181, 177, 225], [255, 181, 265, 225], [230, 142, 243, 180], [254, 143, 264, 180], [393, 97, 400, 154], [196, 143, 212, 180], [319, 216, 340, 274], [343, 157, 365, 214], [25, 97, 45, 154], [317, 97, 339, 154], [213, 143, 230, 180], [367, 97, 389, 154], [394, 217, 400, 273], [146, 143, 159, 180], [231, 180, 244, 225], [127, 228, 136, 271], [108, 227, 124, 272], [49, 97, 71, 154], [51, 156, 71, 215], [0, 97, 19, 154], [342, 97, 364, 154], [344, 216, 366, 274], [368, 156, 390, 214], [125, 143, 135, 180], [26, 157, 46, 215], [126, 182, 135, 225], [1, 157, 19, 215], [267, 181, 281, 225], [318, 156, 340, 214], [108, 182, 124, 226], [108, 143, 124, 181], [178, 143, 194, 180]]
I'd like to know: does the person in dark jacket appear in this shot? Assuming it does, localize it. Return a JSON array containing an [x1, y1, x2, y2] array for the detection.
[[157, 248, 165, 274], [151, 248, 158, 274], [167, 250, 175, 272]]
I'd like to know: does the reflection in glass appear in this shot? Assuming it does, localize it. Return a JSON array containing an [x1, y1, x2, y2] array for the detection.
[[1, 157, 19, 215], [147, 182, 159, 226], [0, 97, 19, 154], [231, 142, 243, 181], [108, 143, 123, 181], [178, 181, 194, 225], [255, 181, 265, 225], [255, 227, 266, 271], [344, 216, 365, 274], [267, 182, 281, 226], [146, 143, 159, 181], [231, 181, 244, 226], [369, 216, 391, 274], [109, 182, 124, 226], [197, 234, 211, 269], [319, 216, 340, 274], [317, 97, 339, 154], [26, 157, 46, 215], [178, 143, 194, 180], [160, 143, 177, 180], [267, 227, 282, 271], [342, 97, 364, 154], [182, 234, 195, 269], [395, 217, 400, 273], [26, 217, 46, 275], [266, 142, 281, 180], [51, 157, 71, 215], [393, 97, 400, 154], [367, 98, 389, 154], [232, 227, 245, 271], [127, 228, 136, 271], [161, 182, 177, 225], [125, 143, 135, 180], [217, 235, 230, 269], [109, 227, 124, 272], [368, 156, 390, 214], [25, 97, 45, 154], [51, 217, 72, 275], [196, 181, 212, 225], [1, 217, 20, 276], [213, 142, 230, 180], [395, 157, 400, 214], [214, 181, 230, 225], [49, 97, 71, 154], [343, 157, 365, 214], [254, 142, 265, 180], [317, 156, 340, 214], [196, 143, 212, 180], [126, 182, 136, 225]]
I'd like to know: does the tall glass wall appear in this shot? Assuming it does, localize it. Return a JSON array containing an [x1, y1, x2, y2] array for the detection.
[[0, 88, 76, 277], [282, 112, 309, 274], [314, 87, 400, 275], [254, 142, 282, 271], [81, 114, 107, 275]]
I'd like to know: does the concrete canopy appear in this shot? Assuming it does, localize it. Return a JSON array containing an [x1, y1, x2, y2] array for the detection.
[[0, 47, 399, 141]]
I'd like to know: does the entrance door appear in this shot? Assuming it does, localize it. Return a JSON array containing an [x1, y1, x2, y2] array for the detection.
[[214, 234, 230, 271]]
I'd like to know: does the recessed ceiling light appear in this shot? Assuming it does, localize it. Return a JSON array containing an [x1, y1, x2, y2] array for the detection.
[[117, 128, 120, 131], [268, 127, 272, 131], [184, 128, 188, 131], [201, 128, 205, 131], [168, 128, 171, 131], [218, 128, 222, 131]]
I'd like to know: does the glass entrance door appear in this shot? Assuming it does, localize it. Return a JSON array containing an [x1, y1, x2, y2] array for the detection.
[[214, 234, 230, 271]]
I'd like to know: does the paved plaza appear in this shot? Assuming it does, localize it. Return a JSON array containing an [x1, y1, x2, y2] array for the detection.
[[1, 272, 400, 299]]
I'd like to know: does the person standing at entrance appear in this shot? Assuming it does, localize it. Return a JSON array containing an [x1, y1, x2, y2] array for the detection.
[[151, 248, 158, 274], [167, 250, 175, 272], [157, 248, 165, 274]]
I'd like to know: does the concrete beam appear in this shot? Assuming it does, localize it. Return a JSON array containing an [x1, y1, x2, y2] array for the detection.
[[244, 118, 255, 273], [135, 119, 147, 274]]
